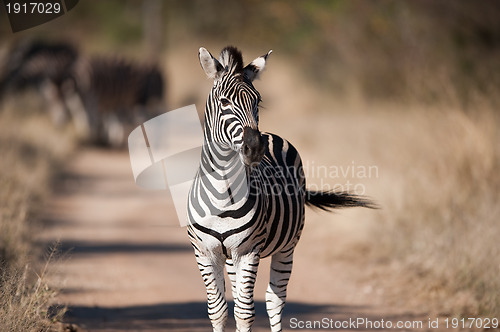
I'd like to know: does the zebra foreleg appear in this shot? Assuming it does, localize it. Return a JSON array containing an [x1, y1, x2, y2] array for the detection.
[[225, 258, 237, 300], [196, 254, 228, 332], [233, 253, 260, 332], [41, 81, 68, 126], [62, 86, 91, 139], [266, 247, 294, 332], [103, 113, 125, 148]]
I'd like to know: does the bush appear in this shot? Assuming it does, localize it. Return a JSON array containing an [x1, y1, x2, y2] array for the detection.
[[373, 105, 500, 316], [0, 100, 74, 331]]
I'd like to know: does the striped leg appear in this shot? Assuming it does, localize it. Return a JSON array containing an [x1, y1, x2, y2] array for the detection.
[[266, 247, 294, 332], [196, 254, 228, 332], [234, 254, 260, 332], [225, 258, 237, 300], [41, 82, 68, 126]]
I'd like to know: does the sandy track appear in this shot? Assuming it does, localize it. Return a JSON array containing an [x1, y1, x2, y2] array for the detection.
[[41, 148, 423, 331]]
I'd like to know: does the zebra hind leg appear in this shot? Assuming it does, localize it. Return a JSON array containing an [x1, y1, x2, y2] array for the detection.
[[196, 254, 228, 332], [266, 247, 294, 332]]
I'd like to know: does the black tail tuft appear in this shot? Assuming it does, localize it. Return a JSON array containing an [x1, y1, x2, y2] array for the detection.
[[305, 190, 378, 211]]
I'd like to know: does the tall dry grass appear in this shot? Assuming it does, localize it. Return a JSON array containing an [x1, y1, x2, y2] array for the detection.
[[234, 48, 499, 317], [371, 104, 500, 316], [0, 97, 75, 331]]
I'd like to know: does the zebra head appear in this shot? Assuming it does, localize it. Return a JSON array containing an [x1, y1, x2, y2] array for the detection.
[[199, 46, 271, 168]]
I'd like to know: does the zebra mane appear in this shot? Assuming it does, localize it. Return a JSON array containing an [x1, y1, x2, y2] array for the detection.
[[219, 46, 244, 75]]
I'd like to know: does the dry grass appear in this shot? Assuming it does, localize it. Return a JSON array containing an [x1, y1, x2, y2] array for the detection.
[[0, 248, 65, 332], [210, 47, 500, 317], [367, 104, 500, 317], [0, 97, 75, 331]]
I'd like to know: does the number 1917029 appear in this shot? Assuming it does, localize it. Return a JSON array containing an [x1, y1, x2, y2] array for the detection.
[[6, 2, 62, 14], [445, 317, 498, 329]]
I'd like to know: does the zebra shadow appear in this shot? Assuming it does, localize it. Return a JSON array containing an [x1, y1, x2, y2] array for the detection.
[[55, 301, 422, 331]]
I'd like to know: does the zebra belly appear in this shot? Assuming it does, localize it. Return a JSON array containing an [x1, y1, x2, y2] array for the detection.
[[259, 189, 305, 258], [256, 133, 306, 258], [188, 208, 265, 259]]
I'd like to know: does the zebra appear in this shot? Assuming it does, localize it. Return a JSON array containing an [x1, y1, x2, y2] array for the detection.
[[0, 39, 165, 147], [0, 39, 88, 133], [84, 55, 165, 147], [187, 46, 375, 332]]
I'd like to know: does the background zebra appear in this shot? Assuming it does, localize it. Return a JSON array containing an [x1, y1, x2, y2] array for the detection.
[[0, 39, 165, 147], [0, 39, 86, 131], [84, 55, 165, 147], [187, 46, 375, 332]]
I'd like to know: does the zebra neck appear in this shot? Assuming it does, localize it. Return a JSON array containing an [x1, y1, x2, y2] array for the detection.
[[201, 123, 241, 173], [199, 140, 249, 208]]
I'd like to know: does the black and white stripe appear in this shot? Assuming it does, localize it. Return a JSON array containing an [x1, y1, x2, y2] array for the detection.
[[187, 46, 375, 332], [0, 39, 165, 147], [0, 39, 85, 130], [84, 56, 165, 147]]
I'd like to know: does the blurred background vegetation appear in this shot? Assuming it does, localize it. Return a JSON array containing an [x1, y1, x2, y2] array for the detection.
[[2, 0, 500, 106], [0, 0, 499, 326]]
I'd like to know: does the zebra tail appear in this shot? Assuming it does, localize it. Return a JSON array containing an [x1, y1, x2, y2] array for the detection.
[[305, 190, 378, 211]]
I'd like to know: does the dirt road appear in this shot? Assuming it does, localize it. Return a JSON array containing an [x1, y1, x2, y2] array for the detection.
[[41, 147, 423, 331]]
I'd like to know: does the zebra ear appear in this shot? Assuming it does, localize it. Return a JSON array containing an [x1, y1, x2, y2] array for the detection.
[[244, 50, 272, 82], [199, 47, 224, 80]]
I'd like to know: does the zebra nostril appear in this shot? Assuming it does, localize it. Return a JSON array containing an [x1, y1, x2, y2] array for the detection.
[[243, 127, 261, 148], [242, 144, 251, 157], [241, 127, 265, 166]]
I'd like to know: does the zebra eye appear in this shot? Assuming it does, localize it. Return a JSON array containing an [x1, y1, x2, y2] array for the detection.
[[220, 98, 231, 107]]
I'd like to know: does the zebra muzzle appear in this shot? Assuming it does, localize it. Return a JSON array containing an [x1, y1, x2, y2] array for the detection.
[[241, 127, 265, 167]]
